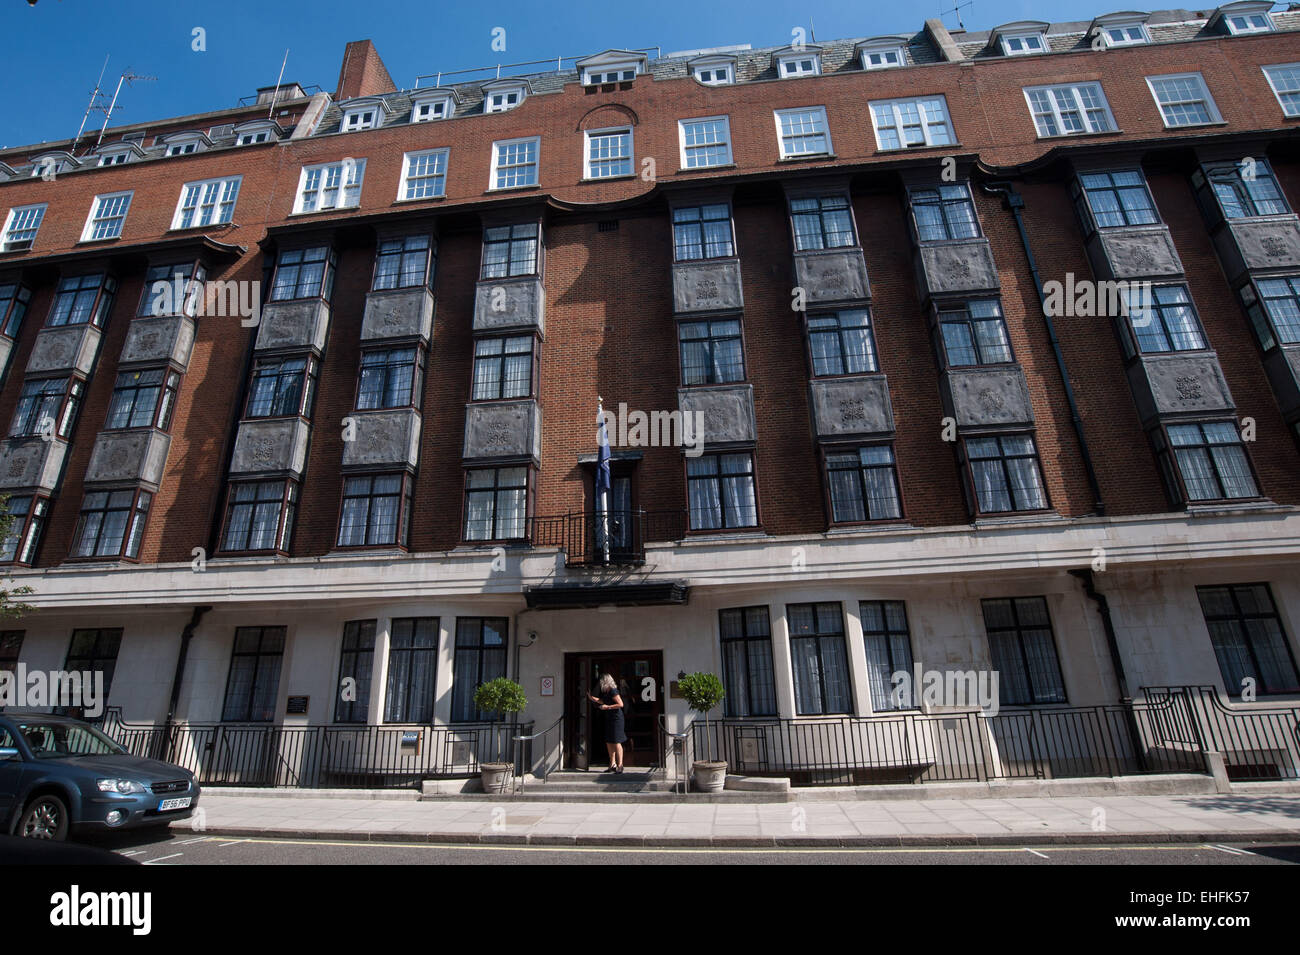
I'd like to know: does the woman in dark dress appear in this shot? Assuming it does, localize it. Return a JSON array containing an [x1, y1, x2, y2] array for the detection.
[[588, 673, 626, 773]]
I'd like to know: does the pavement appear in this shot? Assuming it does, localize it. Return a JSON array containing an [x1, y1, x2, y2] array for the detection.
[[172, 790, 1300, 847]]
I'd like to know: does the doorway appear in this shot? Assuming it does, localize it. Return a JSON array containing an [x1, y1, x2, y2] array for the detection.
[[564, 651, 664, 770]]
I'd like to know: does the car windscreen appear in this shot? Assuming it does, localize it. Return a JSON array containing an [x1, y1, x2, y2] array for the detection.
[[17, 721, 127, 758]]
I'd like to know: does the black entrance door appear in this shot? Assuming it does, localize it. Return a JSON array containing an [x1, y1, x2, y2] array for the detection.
[[564, 651, 664, 770]]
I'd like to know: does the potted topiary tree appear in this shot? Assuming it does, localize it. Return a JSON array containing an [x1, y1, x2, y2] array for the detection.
[[679, 672, 727, 792], [473, 677, 528, 794]]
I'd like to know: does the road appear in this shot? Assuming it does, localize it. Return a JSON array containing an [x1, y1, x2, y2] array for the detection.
[[69, 830, 1300, 865]]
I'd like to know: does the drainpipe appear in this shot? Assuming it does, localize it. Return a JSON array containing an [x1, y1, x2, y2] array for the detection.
[[981, 181, 1106, 517], [1069, 569, 1129, 701], [163, 605, 211, 731], [1070, 568, 1148, 770]]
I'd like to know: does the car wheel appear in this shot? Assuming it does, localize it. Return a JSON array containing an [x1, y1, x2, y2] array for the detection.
[[19, 795, 70, 841]]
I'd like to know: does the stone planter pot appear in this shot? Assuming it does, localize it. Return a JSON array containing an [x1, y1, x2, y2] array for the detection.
[[692, 760, 728, 793], [480, 762, 512, 794]]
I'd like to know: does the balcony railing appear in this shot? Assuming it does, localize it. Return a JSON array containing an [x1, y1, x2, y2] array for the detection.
[[532, 509, 688, 567]]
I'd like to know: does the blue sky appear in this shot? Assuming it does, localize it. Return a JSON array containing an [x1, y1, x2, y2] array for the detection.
[[3, 0, 1105, 149]]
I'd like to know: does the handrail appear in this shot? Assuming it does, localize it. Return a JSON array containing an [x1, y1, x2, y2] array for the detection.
[[512, 714, 563, 742]]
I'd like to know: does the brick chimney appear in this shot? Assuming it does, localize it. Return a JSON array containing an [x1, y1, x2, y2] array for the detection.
[[335, 39, 397, 100]]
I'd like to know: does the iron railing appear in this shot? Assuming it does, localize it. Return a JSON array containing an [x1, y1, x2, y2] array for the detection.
[[101, 710, 532, 789], [97, 687, 1300, 789], [685, 691, 1223, 787], [532, 509, 688, 567], [1143, 685, 1300, 781]]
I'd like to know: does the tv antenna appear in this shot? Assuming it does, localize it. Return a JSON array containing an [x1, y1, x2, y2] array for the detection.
[[74, 65, 157, 152], [942, 1, 973, 30], [70, 55, 111, 155]]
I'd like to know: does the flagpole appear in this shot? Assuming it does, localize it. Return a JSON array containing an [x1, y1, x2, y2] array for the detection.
[[597, 397, 610, 564]]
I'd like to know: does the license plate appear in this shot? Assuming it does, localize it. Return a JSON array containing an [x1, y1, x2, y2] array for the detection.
[[157, 797, 192, 812]]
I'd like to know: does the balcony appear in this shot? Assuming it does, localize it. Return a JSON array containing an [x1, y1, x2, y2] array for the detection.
[[533, 509, 688, 567]]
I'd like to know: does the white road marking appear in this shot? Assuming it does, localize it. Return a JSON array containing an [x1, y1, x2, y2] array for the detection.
[[1025, 848, 1050, 859], [216, 840, 245, 847], [119, 849, 146, 857], [175, 837, 208, 846], [143, 852, 183, 864], [1207, 844, 1251, 856]]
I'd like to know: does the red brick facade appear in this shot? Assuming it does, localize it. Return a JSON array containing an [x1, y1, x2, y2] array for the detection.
[[2, 18, 1299, 569]]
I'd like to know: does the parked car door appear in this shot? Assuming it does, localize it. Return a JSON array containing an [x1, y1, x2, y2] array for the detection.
[[0, 724, 24, 821]]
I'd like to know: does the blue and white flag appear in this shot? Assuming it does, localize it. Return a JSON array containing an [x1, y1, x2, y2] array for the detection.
[[596, 402, 612, 497]]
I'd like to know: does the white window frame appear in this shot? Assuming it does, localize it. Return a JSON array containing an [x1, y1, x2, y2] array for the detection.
[[1264, 63, 1300, 118], [1146, 73, 1223, 128], [861, 46, 905, 70], [411, 94, 454, 123], [237, 130, 271, 146], [1098, 22, 1149, 46], [774, 107, 833, 158], [2, 204, 46, 252], [489, 137, 540, 190], [294, 159, 366, 213], [342, 108, 378, 132], [484, 85, 526, 114], [583, 127, 633, 180], [162, 135, 206, 158], [869, 96, 955, 151], [583, 65, 638, 86], [171, 176, 242, 230], [777, 54, 821, 78], [1024, 82, 1116, 138], [692, 64, 732, 85], [398, 148, 449, 200], [1225, 11, 1274, 34], [81, 192, 133, 242], [678, 116, 733, 169], [96, 150, 133, 167], [1000, 32, 1047, 56]]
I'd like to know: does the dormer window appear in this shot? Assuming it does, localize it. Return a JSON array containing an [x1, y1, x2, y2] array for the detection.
[[1002, 33, 1045, 55], [576, 50, 647, 87], [343, 109, 376, 131], [1095, 18, 1150, 46], [411, 91, 455, 123], [861, 45, 905, 70], [689, 56, 735, 86], [30, 152, 77, 177], [482, 80, 528, 114], [94, 142, 143, 167], [233, 119, 281, 146], [1217, 2, 1275, 34], [159, 132, 211, 157], [776, 47, 821, 78], [341, 98, 390, 132], [992, 21, 1050, 56]]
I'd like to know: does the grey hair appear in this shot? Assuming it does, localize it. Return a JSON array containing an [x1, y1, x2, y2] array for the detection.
[[599, 673, 617, 693]]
